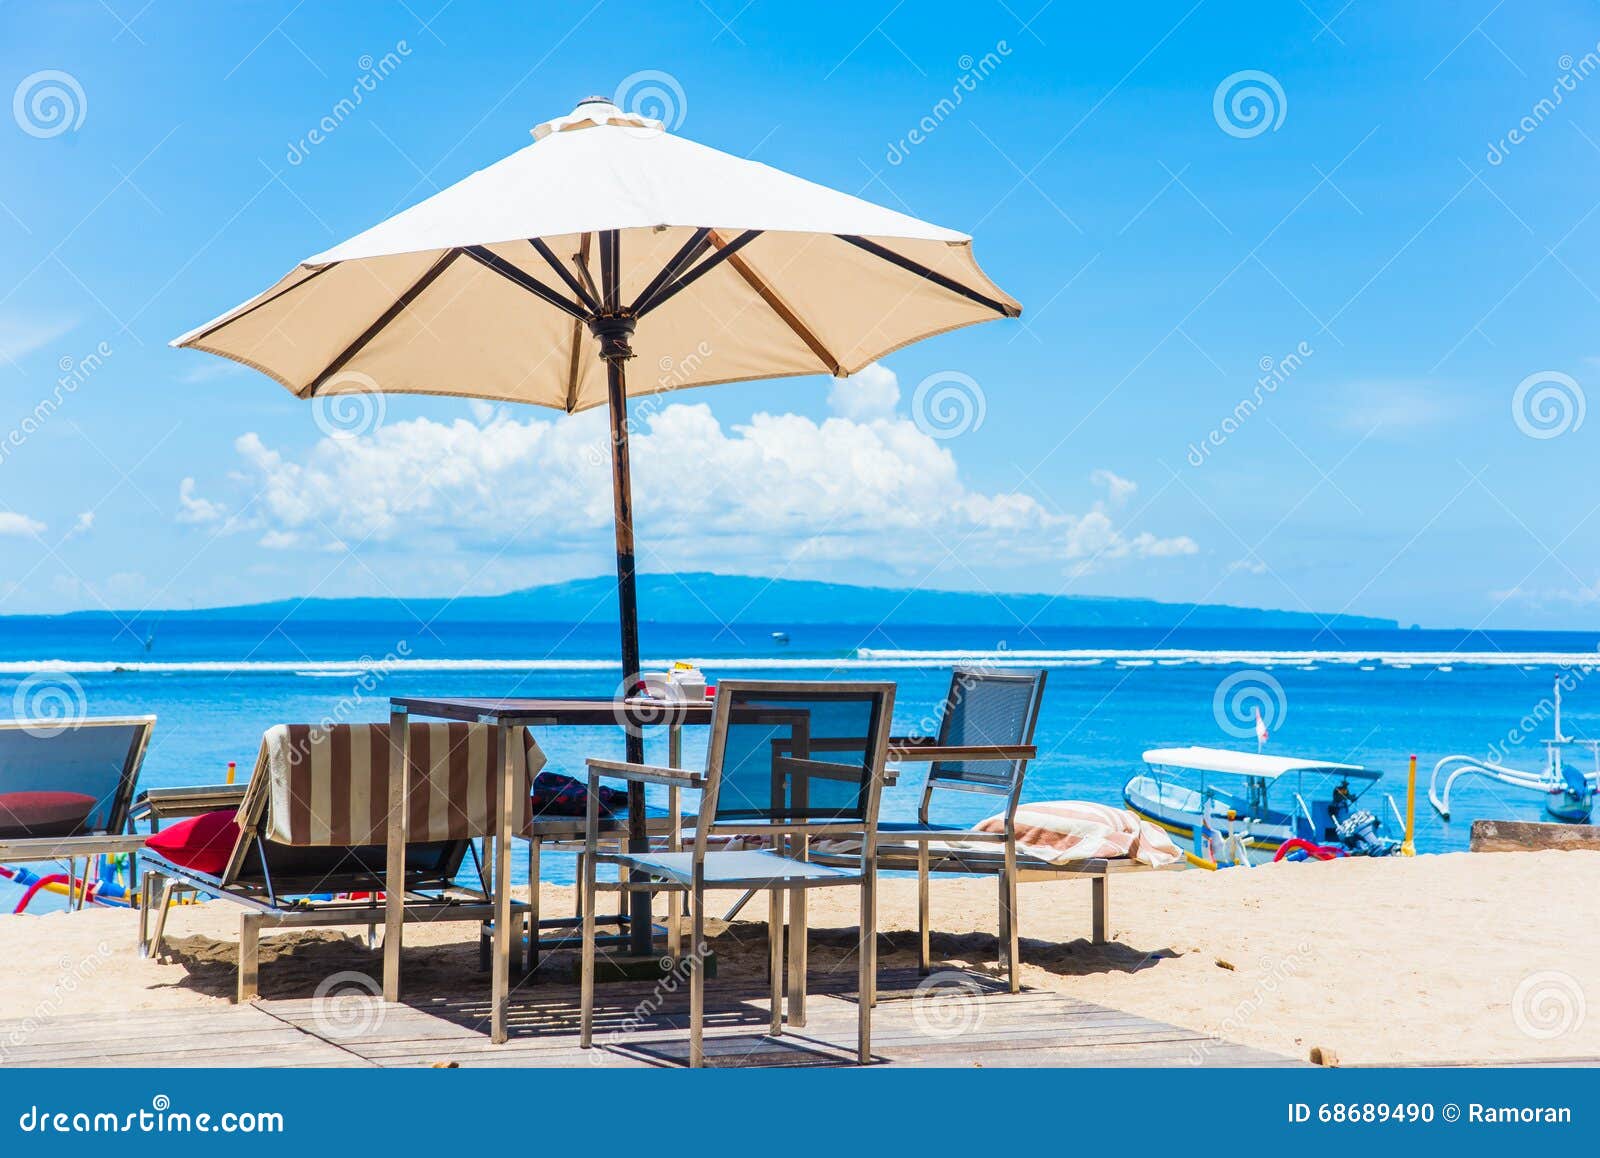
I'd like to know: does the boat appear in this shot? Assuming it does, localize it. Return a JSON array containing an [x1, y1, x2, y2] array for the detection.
[[1429, 677, 1597, 824], [770, 631, 790, 645], [1124, 746, 1404, 865]]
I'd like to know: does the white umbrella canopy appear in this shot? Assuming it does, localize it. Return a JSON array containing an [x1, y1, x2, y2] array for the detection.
[[174, 97, 1018, 411], [173, 97, 1021, 958]]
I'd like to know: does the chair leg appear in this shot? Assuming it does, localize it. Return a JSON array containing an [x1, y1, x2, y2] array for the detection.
[[767, 888, 783, 1036], [723, 887, 758, 922], [1000, 866, 1020, 994], [526, 836, 541, 974], [1091, 874, 1109, 945], [237, 913, 260, 1003], [786, 883, 807, 1028], [574, 851, 585, 921], [689, 883, 706, 1068], [579, 846, 598, 1049], [149, 878, 178, 959], [858, 875, 875, 1065], [136, 871, 153, 956], [917, 843, 931, 975]]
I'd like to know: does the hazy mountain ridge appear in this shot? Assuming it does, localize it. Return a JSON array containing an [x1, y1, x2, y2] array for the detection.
[[50, 573, 1398, 630]]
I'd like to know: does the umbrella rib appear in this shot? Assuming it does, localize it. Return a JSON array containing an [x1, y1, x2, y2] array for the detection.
[[634, 229, 761, 317], [708, 229, 842, 376], [178, 264, 335, 347], [628, 227, 711, 316], [836, 235, 1020, 317], [462, 245, 588, 320], [564, 233, 593, 412], [528, 237, 600, 315], [302, 249, 460, 397]]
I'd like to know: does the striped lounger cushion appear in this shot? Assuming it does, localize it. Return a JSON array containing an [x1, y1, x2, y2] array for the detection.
[[260, 723, 544, 846], [975, 801, 1181, 867]]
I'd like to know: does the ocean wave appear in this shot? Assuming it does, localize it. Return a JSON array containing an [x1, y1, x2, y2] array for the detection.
[[1, 648, 1597, 675]]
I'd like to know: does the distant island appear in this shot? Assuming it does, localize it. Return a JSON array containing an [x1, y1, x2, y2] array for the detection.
[[53, 573, 1398, 631]]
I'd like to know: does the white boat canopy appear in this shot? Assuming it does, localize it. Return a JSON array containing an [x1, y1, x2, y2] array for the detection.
[[1142, 746, 1380, 781]]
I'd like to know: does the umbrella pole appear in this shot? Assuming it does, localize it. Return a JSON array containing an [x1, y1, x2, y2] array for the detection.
[[595, 302, 655, 959]]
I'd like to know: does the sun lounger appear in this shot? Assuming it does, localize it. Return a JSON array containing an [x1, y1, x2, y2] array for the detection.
[[136, 721, 540, 1002], [0, 716, 155, 909]]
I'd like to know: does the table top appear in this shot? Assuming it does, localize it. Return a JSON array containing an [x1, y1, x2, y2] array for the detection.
[[391, 695, 716, 726]]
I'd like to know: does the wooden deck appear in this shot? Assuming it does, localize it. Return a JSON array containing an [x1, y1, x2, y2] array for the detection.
[[0, 968, 1298, 1068]]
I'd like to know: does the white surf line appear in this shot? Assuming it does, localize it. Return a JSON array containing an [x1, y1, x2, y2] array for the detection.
[[2, 649, 1599, 674]]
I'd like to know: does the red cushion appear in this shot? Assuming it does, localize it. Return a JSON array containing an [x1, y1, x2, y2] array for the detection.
[[145, 810, 240, 876], [0, 791, 98, 839]]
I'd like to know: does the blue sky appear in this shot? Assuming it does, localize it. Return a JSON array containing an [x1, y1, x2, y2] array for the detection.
[[1, 0, 1598, 628]]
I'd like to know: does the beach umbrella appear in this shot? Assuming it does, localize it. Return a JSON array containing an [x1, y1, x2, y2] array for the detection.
[[172, 95, 1020, 954]]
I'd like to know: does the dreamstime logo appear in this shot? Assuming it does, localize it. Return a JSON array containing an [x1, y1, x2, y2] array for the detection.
[[1212, 70, 1286, 139], [885, 41, 1012, 165], [1212, 669, 1287, 740], [312, 373, 387, 439], [611, 670, 694, 738], [613, 70, 686, 133], [1511, 371, 1584, 439], [1512, 970, 1586, 1040], [11, 671, 88, 738], [1187, 341, 1313, 466], [912, 371, 985, 439], [311, 971, 385, 1039], [13, 70, 87, 138], [285, 42, 412, 165], [911, 971, 987, 1038]]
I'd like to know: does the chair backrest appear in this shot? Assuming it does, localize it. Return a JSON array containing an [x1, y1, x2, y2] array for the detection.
[[221, 722, 543, 891], [699, 681, 895, 841], [927, 668, 1047, 800], [0, 716, 154, 839]]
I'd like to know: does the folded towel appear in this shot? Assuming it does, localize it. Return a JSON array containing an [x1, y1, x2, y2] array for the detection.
[[974, 801, 1182, 867]]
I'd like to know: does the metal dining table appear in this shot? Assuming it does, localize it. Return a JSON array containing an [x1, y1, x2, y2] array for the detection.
[[384, 695, 713, 1043]]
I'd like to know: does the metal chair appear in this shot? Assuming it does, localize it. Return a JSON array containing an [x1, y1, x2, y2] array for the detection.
[[579, 680, 895, 1067], [879, 668, 1046, 993]]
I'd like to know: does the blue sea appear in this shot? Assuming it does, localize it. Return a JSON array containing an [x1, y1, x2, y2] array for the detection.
[[3, 616, 1598, 910]]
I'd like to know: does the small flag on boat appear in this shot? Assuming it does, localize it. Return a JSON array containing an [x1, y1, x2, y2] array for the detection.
[[1254, 707, 1269, 747]]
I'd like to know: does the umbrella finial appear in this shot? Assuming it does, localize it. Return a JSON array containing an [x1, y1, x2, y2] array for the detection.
[[532, 96, 664, 141]]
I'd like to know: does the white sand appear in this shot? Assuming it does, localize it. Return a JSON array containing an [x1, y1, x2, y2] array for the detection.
[[2, 850, 1596, 1065]]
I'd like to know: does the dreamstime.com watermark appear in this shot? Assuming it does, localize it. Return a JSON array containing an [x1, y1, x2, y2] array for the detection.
[[0, 942, 114, 1064], [1186, 341, 1313, 466], [286, 42, 413, 165], [1189, 941, 1316, 1064], [15, 1096, 284, 1135], [1480, 662, 1595, 768], [613, 69, 687, 132], [582, 341, 715, 467], [1212, 668, 1287, 740], [10, 670, 88, 738], [1213, 70, 1286, 139], [911, 971, 988, 1038], [1512, 970, 1587, 1040], [592, 940, 714, 1059], [1511, 370, 1584, 439], [912, 370, 985, 439], [0, 341, 113, 469], [885, 43, 1013, 165], [12, 69, 86, 138], [1486, 46, 1600, 165]]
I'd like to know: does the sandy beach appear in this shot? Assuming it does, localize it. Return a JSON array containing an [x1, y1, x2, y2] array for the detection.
[[1, 850, 1595, 1066]]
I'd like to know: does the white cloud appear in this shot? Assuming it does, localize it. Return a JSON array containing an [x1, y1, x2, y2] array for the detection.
[[827, 362, 900, 422], [1090, 469, 1138, 506], [177, 476, 227, 524], [0, 313, 77, 366], [0, 512, 46, 536], [190, 367, 1198, 581]]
